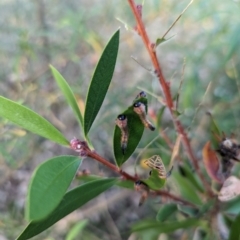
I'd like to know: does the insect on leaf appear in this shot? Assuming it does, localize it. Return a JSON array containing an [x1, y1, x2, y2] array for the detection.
[[84, 29, 119, 136], [114, 93, 154, 167], [0, 96, 69, 146], [140, 155, 167, 190], [114, 107, 144, 167]]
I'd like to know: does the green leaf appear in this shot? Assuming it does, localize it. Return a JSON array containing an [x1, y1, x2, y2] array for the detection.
[[0, 96, 69, 146], [117, 179, 134, 189], [177, 205, 199, 217], [84, 29, 119, 136], [26, 156, 82, 221], [66, 220, 88, 240], [17, 179, 116, 240], [223, 196, 240, 215], [228, 213, 240, 240], [178, 165, 204, 193], [77, 174, 134, 189], [198, 200, 215, 216], [113, 107, 144, 166], [50, 65, 83, 128], [207, 112, 221, 148], [156, 203, 178, 222], [157, 106, 165, 128], [132, 218, 203, 233], [155, 35, 175, 47], [173, 172, 202, 205], [141, 169, 166, 191], [156, 38, 166, 46]]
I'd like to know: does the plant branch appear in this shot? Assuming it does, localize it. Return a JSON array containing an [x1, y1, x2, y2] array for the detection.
[[88, 149, 196, 207], [70, 138, 197, 207], [127, 0, 213, 195]]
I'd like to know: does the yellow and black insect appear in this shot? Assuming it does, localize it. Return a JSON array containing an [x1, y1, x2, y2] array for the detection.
[[115, 114, 129, 155], [133, 102, 155, 131], [144, 155, 167, 179]]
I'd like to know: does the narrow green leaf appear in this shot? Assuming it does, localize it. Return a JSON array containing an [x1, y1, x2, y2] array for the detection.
[[17, 179, 116, 240], [0, 96, 69, 146], [198, 200, 215, 216], [155, 35, 175, 47], [50, 65, 83, 127], [173, 172, 202, 205], [84, 29, 119, 136], [113, 107, 144, 166], [77, 174, 134, 189], [156, 203, 178, 222], [66, 220, 88, 240], [178, 165, 204, 193], [117, 180, 134, 189], [228, 213, 240, 240], [207, 112, 221, 148], [132, 218, 203, 233], [141, 169, 166, 191], [157, 106, 165, 128], [223, 196, 240, 215], [26, 156, 82, 221], [177, 205, 199, 217]]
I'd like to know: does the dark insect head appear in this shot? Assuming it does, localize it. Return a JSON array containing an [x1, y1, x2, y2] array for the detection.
[[117, 114, 126, 121], [133, 101, 141, 108], [135, 180, 142, 185], [135, 91, 147, 100]]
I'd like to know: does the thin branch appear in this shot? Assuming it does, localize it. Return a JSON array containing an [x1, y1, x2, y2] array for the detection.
[[70, 139, 197, 207], [127, 0, 213, 195], [128, 0, 174, 110], [162, 0, 194, 39], [88, 149, 195, 206]]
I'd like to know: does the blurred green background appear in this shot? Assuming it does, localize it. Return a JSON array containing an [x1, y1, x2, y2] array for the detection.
[[0, 0, 240, 239]]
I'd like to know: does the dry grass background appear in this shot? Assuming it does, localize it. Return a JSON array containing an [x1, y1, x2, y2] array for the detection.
[[0, 0, 240, 239]]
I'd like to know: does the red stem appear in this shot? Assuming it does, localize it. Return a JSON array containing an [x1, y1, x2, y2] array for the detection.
[[127, 0, 213, 195], [86, 149, 196, 207]]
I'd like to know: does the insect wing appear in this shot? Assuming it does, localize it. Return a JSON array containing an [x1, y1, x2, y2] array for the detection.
[[144, 155, 166, 179]]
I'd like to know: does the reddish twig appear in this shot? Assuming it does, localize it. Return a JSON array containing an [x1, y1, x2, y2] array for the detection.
[[127, 0, 213, 195], [70, 138, 196, 207], [89, 149, 196, 207]]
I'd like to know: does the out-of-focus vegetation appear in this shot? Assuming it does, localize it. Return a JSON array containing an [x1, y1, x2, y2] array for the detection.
[[0, 0, 240, 239]]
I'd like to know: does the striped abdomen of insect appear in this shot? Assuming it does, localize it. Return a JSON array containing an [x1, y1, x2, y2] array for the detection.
[[133, 102, 155, 131], [115, 114, 129, 154], [144, 155, 167, 179]]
